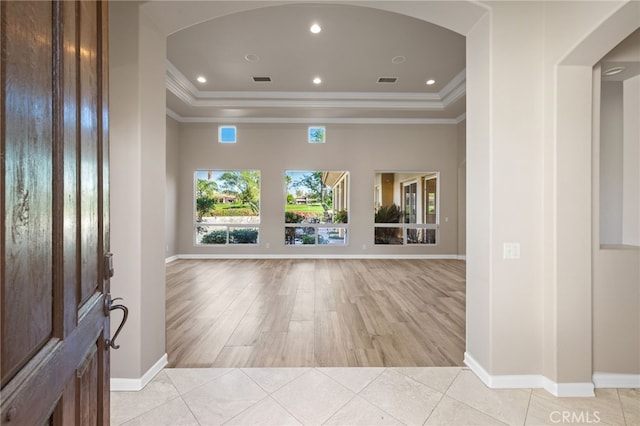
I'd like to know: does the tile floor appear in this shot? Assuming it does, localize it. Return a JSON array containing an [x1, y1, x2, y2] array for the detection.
[[111, 367, 639, 425]]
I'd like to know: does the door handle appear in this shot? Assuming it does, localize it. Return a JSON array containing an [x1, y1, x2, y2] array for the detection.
[[106, 297, 128, 350]]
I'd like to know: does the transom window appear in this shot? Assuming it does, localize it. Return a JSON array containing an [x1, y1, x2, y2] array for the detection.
[[218, 125, 237, 143]]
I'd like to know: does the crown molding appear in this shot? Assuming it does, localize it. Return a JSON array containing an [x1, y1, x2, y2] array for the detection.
[[166, 108, 461, 125], [166, 60, 466, 115]]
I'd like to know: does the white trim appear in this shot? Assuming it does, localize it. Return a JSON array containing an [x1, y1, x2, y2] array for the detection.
[[464, 352, 595, 397], [165, 255, 179, 264], [545, 381, 596, 398], [457, 255, 467, 260], [173, 253, 462, 260], [165, 109, 459, 125], [110, 353, 168, 392], [593, 372, 640, 388]]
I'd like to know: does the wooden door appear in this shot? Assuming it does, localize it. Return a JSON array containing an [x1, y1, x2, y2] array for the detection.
[[1, 1, 112, 424]]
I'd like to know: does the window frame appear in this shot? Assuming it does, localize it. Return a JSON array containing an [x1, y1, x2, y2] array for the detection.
[[284, 170, 350, 247], [374, 171, 440, 246], [193, 169, 261, 246]]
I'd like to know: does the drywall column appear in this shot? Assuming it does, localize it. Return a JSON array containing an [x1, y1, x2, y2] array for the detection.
[[555, 66, 594, 387], [546, 0, 639, 392], [109, 2, 167, 384], [622, 75, 640, 245], [464, 11, 492, 372]]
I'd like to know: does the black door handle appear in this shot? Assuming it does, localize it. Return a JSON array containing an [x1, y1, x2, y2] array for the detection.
[[106, 297, 128, 350]]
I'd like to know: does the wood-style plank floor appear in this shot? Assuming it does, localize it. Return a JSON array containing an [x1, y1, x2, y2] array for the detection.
[[166, 259, 465, 368]]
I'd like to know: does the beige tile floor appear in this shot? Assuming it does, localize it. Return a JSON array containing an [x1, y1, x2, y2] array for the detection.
[[111, 367, 639, 426]]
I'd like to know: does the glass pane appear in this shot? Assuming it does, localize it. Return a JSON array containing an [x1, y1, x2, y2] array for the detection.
[[285, 171, 348, 225], [218, 125, 236, 143], [406, 228, 437, 244], [308, 126, 325, 143], [318, 228, 347, 245], [229, 227, 259, 244], [374, 227, 403, 245], [285, 227, 316, 245], [196, 170, 260, 224], [197, 226, 228, 244]]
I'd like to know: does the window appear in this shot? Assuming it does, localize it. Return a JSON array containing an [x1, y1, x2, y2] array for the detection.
[[308, 126, 326, 143], [285, 170, 348, 245], [218, 125, 237, 143], [374, 172, 438, 245], [195, 170, 260, 245]]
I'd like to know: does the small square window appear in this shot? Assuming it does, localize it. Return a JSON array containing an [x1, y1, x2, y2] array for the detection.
[[308, 126, 325, 143], [218, 126, 236, 143]]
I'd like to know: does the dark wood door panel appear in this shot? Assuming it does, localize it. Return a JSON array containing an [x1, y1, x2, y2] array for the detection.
[[1, 0, 55, 388], [79, 0, 100, 306], [1, 295, 106, 425], [1, 1, 111, 424]]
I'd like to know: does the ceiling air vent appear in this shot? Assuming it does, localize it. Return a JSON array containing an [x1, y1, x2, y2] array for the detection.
[[252, 76, 272, 82], [377, 77, 397, 83]]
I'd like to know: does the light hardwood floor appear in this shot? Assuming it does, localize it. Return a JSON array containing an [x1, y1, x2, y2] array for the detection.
[[166, 259, 465, 368]]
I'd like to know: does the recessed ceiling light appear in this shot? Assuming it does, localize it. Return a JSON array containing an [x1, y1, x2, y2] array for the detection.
[[313, 77, 322, 85], [391, 56, 406, 64], [244, 54, 259, 62], [310, 23, 321, 34], [426, 79, 436, 85], [196, 76, 207, 83], [603, 66, 625, 76]]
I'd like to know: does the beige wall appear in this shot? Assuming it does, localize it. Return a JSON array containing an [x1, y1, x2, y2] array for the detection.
[[110, 2, 167, 380], [108, 0, 640, 390], [166, 117, 180, 258], [176, 123, 461, 257], [593, 66, 640, 377], [457, 122, 466, 257]]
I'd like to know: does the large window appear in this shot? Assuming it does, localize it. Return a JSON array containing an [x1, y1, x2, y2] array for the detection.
[[194, 170, 260, 245], [374, 172, 438, 245], [285, 170, 349, 245]]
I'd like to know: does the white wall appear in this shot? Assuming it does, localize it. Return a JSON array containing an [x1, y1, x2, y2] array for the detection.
[[175, 123, 461, 257]]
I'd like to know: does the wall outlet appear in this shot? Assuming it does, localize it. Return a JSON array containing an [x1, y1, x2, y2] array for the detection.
[[265, 242, 270, 249], [362, 244, 367, 250], [503, 243, 521, 259]]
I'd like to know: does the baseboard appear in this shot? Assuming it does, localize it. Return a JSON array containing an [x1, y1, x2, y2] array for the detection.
[[457, 255, 467, 260], [464, 352, 595, 397], [111, 353, 168, 392], [593, 372, 640, 388], [173, 253, 463, 260], [165, 255, 179, 263]]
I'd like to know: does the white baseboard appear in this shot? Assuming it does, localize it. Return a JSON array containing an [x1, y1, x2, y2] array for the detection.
[[593, 372, 640, 388], [464, 352, 595, 397], [111, 353, 168, 392], [165, 255, 179, 264], [173, 253, 463, 260]]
